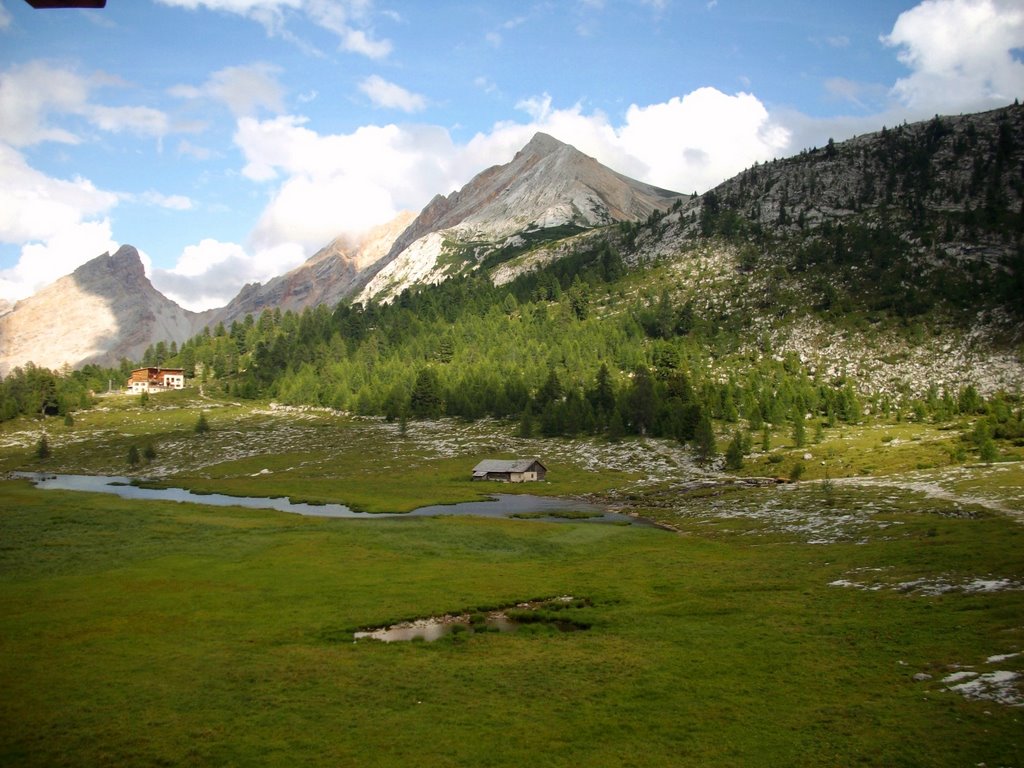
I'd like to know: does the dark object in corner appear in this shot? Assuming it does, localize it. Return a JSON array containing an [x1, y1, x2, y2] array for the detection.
[[25, 1, 106, 8]]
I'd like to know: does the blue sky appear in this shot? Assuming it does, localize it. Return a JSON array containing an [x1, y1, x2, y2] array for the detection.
[[1, 0, 1022, 311]]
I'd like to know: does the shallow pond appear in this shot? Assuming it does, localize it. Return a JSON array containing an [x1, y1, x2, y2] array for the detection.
[[13, 472, 651, 526], [354, 596, 589, 642]]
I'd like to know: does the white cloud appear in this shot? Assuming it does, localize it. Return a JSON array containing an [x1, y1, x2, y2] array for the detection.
[[473, 76, 498, 95], [155, 0, 392, 58], [340, 28, 392, 58], [882, 0, 1024, 113], [619, 89, 790, 192], [0, 144, 118, 245], [152, 238, 305, 310], [0, 2, 12, 30], [138, 191, 194, 210], [0, 61, 171, 147], [176, 139, 215, 160], [88, 105, 170, 137], [234, 116, 463, 252], [358, 75, 426, 112], [0, 62, 90, 146], [170, 63, 284, 117], [0, 142, 121, 300]]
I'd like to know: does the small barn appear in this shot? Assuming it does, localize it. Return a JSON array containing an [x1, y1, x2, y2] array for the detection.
[[472, 459, 547, 483]]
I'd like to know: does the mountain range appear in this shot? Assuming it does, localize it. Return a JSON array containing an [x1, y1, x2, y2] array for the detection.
[[0, 132, 685, 374], [1, 106, 1022, 381]]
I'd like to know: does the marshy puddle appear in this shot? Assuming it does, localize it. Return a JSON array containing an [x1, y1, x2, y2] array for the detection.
[[354, 596, 590, 643], [13, 473, 650, 526]]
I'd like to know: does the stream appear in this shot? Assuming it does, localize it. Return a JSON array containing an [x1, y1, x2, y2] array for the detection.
[[13, 472, 652, 526]]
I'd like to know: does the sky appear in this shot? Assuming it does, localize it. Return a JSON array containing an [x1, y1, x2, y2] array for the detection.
[[1, 0, 1022, 312]]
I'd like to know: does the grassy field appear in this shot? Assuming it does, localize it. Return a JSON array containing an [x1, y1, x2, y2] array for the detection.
[[1, 394, 1022, 766]]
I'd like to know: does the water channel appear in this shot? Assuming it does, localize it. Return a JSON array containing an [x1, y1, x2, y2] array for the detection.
[[13, 472, 652, 526]]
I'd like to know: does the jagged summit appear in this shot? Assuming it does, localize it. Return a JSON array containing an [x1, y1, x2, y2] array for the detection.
[[73, 244, 147, 286], [0, 245, 208, 375]]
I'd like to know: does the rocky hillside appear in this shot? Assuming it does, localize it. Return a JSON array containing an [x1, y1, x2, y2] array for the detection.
[[355, 132, 686, 302], [694, 104, 1024, 244], [211, 211, 416, 327], [0, 246, 210, 375]]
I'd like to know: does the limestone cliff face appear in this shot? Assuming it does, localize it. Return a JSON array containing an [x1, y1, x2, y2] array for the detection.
[[211, 211, 415, 326], [356, 132, 687, 302], [0, 245, 208, 375]]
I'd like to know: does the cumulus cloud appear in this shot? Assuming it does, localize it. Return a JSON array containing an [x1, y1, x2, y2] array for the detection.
[[170, 63, 284, 117], [234, 116, 464, 252], [155, 0, 392, 58], [619, 89, 790, 193], [882, 0, 1024, 114], [151, 238, 306, 311], [358, 75, 426, 113], [0, 143, 122, 300]]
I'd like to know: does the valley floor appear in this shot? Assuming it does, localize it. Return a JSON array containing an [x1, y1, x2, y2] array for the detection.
[[1, 392, 1022, 766]]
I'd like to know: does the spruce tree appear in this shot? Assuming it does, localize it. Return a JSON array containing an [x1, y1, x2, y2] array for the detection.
[[195, 411, 210, 434], [35, 435, 50, 460], [693, 413, 717, 465], [792, 412, 806, 448], [410, 368, 444, 418], [517, 408, 534, 439], [607, 408, 626, 443], [127, 445, 140, 467], [725, 430, 745, 470]]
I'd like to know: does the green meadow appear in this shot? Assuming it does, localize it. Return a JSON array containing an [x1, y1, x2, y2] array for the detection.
[[1, 394, 1022, 766]]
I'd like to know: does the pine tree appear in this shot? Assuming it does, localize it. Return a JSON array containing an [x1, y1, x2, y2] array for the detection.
[[693, 413, 717, 465], [143, 442, 157, 463], [974, 419, 998, 464], [517, 408, 534, 439], [607, 408, 626, 443], [127, 445, 140, 467], [194, 411, 210, 434], [410, 368, 444, 418], [35, 435, 50, 460], [792, 412, 806, 448], [725, 430, 745, 470]]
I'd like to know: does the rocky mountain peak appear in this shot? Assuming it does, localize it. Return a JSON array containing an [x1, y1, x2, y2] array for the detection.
[[355, 132, 687, 302], [0, 245, 206, 375], [73, 244, 147, 287], [515, 131, 570, 160]]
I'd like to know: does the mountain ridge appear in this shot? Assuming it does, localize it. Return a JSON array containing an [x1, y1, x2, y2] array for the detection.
[[2, 109, 1022, 378]]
